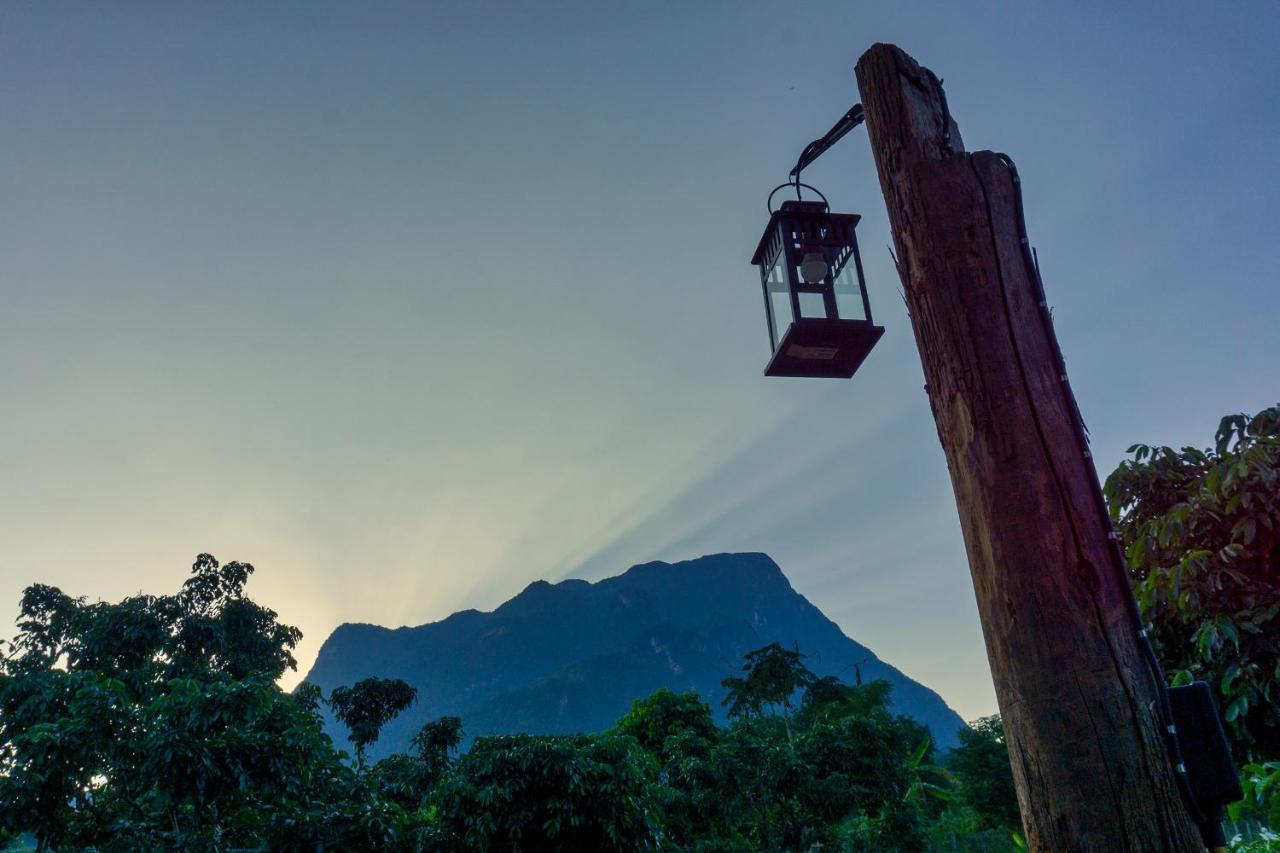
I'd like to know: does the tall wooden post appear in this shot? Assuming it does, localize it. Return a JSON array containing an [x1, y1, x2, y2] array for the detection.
[[854, 44, 1202, 850]]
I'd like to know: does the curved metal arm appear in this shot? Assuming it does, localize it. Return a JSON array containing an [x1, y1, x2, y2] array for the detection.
[[788, 104, 865, 182]]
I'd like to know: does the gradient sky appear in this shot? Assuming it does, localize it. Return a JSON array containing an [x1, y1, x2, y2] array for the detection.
[[2, 3, 1277, 721]]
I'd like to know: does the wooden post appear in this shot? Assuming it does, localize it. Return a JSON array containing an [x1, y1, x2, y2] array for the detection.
[[854, 43, 1203, 851]]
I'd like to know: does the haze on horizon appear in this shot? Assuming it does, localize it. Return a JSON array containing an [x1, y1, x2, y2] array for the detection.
[[2, 2, 1277, 722]]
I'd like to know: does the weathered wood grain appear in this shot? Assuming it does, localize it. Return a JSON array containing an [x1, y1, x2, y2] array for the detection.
[[855, 42, 1202, 852]]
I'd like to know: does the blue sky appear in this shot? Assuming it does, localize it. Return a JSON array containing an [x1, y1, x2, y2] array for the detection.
[[1, 2, 1277, 720]]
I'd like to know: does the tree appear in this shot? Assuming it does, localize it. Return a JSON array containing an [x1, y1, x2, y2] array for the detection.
[[0, 554, 405, 850], [617, 690, 724, 849], [0, 567, 1046, 850], [372, 715, 466, 813], [1105, 405, 1280, 761], [695, 677, 936, 852], [720, 642, 815, 743], [622, 652, 942, 853], [0, 667, 128, 850], [948, 715, 1021, 833], [413, 715, 463, 765], [328, 677, 419, 769], [802, 674, 857, 709], [617, 688, 717, 758], [168, 553, 303, 682], [435, 732, 661, 851]]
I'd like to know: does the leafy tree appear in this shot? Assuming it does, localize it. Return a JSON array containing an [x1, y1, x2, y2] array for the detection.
[[794, 682, 935, 848], [328, 676, 419, 769], [169, 553, 303, 682], [720, 642, 816, 743], [647, 727, 728, 849], [1105, 405, 1280, 760], [0, 667, 129, 850], [803, 673, 857, 709], [918, 808, 1022, 853], [373, 715, 466, 813], [435, 732, 661, 851], [0, 554, 402, 850], [0, 558, 1053, 851], [948, 715, 1021, 833], [709, 714, 814, 849], [797, 675, 897, 731], [617, 688, 717, 758], [838, 802, 930, 852], [616, 691, 724, 849], [413, 715, 464, 762], [654, 674, 939, 852]]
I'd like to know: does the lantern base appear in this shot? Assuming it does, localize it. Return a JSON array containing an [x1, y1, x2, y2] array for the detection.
[[764, 319, 884, 379]]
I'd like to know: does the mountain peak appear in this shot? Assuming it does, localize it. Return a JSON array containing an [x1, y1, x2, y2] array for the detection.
[[616, 552, 788, 586], [303, 552, 964, 760]]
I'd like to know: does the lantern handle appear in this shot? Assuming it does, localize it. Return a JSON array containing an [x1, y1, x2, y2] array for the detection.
[[767, 182, 828, 215]]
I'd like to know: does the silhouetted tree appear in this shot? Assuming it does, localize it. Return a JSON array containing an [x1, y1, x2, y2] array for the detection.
[[328, 676, 418, 769], [721, 641, 816, 743], [0, 554, 395, 850], [0, 557, 1041, 851], [413, 714, 463, 760], [435, 732, 660, 851], [948, 715, 1020, 834]]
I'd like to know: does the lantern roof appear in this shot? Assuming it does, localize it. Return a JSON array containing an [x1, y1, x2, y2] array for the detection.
[[750, 200, 862, 266]]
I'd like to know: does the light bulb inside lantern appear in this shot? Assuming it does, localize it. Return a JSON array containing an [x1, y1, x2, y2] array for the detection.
[[799, 249, 828, 284]]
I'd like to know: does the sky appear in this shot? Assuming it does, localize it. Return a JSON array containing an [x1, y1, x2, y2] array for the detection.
[[1, 2, 1277, 722]]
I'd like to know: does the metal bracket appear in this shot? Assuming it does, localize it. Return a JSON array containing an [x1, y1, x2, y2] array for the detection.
[[789, 104, 866, 183]]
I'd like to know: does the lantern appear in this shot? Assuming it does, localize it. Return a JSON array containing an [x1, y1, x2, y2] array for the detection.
[[751, 197, 883, 378]]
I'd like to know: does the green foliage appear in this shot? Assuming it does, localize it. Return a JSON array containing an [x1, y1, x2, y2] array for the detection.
[[616, 688, 716, 758], [916, 802, 1022, 853], [435, 732, 661, 851], [173, 554, 304, 682], [328, 676, 418, 768], [0, 561, 1030, 851], [837, 802, 930, 852], [372, 716, 465, 812], [0, 668, 128, 848], [948, 714, 1021, 833], [0, 554, 406, 850], [621, 674, 951, 852], [803, 673, 858, 708], [720, 641, 816, 722], [1229, 761, 1280, 832], [413, 715, 464, 761], [1105, 405, 1280, 760], [1228, 827, 1280, 852]]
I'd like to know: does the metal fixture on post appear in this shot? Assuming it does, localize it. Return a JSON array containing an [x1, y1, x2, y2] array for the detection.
[[751, 105, 883, 379]]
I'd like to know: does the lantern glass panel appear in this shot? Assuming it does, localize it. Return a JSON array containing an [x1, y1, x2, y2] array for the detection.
[[766, 257, 790, 348], [798, 291, 826, 319], [834, 262, 866, 321]]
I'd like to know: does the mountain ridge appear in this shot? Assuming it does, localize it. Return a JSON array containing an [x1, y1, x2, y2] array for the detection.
[[304, 552, 967, 759]]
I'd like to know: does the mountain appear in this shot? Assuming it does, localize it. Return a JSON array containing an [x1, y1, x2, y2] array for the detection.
[[302, 553, 968, 760]]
